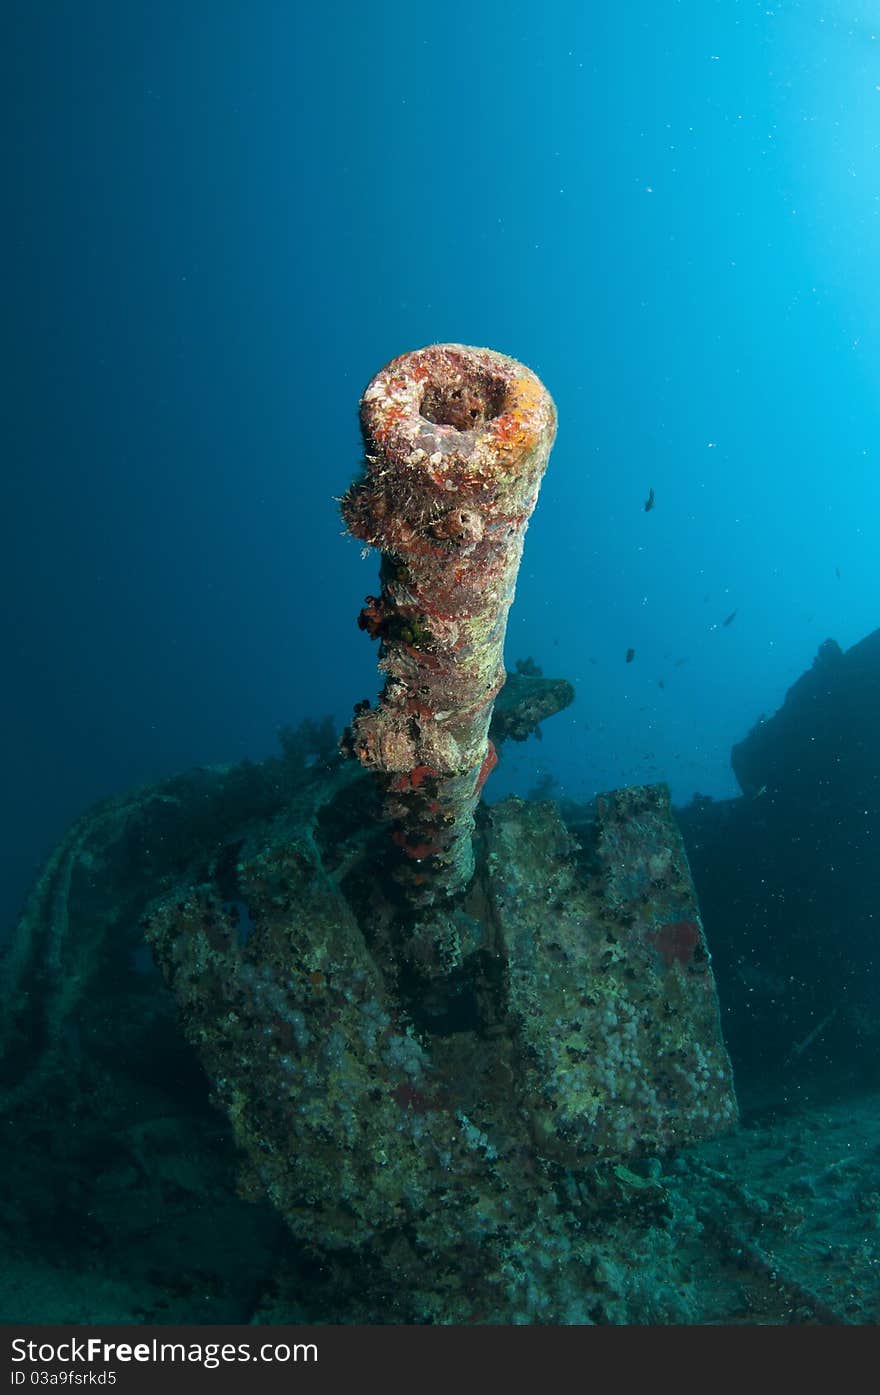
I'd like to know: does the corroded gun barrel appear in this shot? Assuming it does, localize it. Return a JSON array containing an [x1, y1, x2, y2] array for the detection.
[[342, 343, 557, 900]]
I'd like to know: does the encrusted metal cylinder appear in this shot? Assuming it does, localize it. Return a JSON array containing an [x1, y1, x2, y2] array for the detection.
[[341, 343, 557, 900]]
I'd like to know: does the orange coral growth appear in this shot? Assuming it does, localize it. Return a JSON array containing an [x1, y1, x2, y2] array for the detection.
[[492, 412, 524, 447], [376, 402, 408, 439], [358, 596, 387, 638], [390, 764, 440, 793], [409, 764, 439, 788], [475, 741, 498, 793]]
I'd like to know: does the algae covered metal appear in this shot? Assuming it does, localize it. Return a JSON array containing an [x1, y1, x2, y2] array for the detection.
[[140, 768, 735, 1317], [1, 345, 740, 1322], [490, 788, 736, 1162], [342, 343, 557, 901], [136, 347, 736, 1316]]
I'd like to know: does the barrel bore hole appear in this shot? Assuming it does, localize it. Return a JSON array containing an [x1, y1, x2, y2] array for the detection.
[[420, 372, 507, 431]]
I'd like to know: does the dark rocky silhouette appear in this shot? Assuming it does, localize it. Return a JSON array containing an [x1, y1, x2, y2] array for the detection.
[[677, 630, 880, 1087]]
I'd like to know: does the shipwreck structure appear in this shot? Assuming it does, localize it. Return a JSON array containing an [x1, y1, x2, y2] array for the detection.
[[341, 343, 557, 901], [0, 345, 740, 1323]]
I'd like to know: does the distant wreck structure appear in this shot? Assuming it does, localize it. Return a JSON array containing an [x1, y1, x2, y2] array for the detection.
[[1, 346, 738, 1323], [678, 628, 880, 1083]]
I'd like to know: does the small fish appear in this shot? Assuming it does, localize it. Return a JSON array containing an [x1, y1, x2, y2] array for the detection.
[[835, 565, 841, 580], [722, 609, 737, 627], [626, 647, 636, 663], [657, 678, 665, 689], [644, 487, 655, 512]]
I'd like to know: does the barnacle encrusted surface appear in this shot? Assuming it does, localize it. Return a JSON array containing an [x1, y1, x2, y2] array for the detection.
[[341, 344, 557, 901], [144, 770, 736, 1320]]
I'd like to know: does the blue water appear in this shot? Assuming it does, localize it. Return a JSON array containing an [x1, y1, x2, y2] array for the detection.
[[4, 0, 879, 926]]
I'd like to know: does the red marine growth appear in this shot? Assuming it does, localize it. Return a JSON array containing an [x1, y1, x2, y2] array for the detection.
[[647, 919, 701, 968], [341, 344, 557, 902]]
